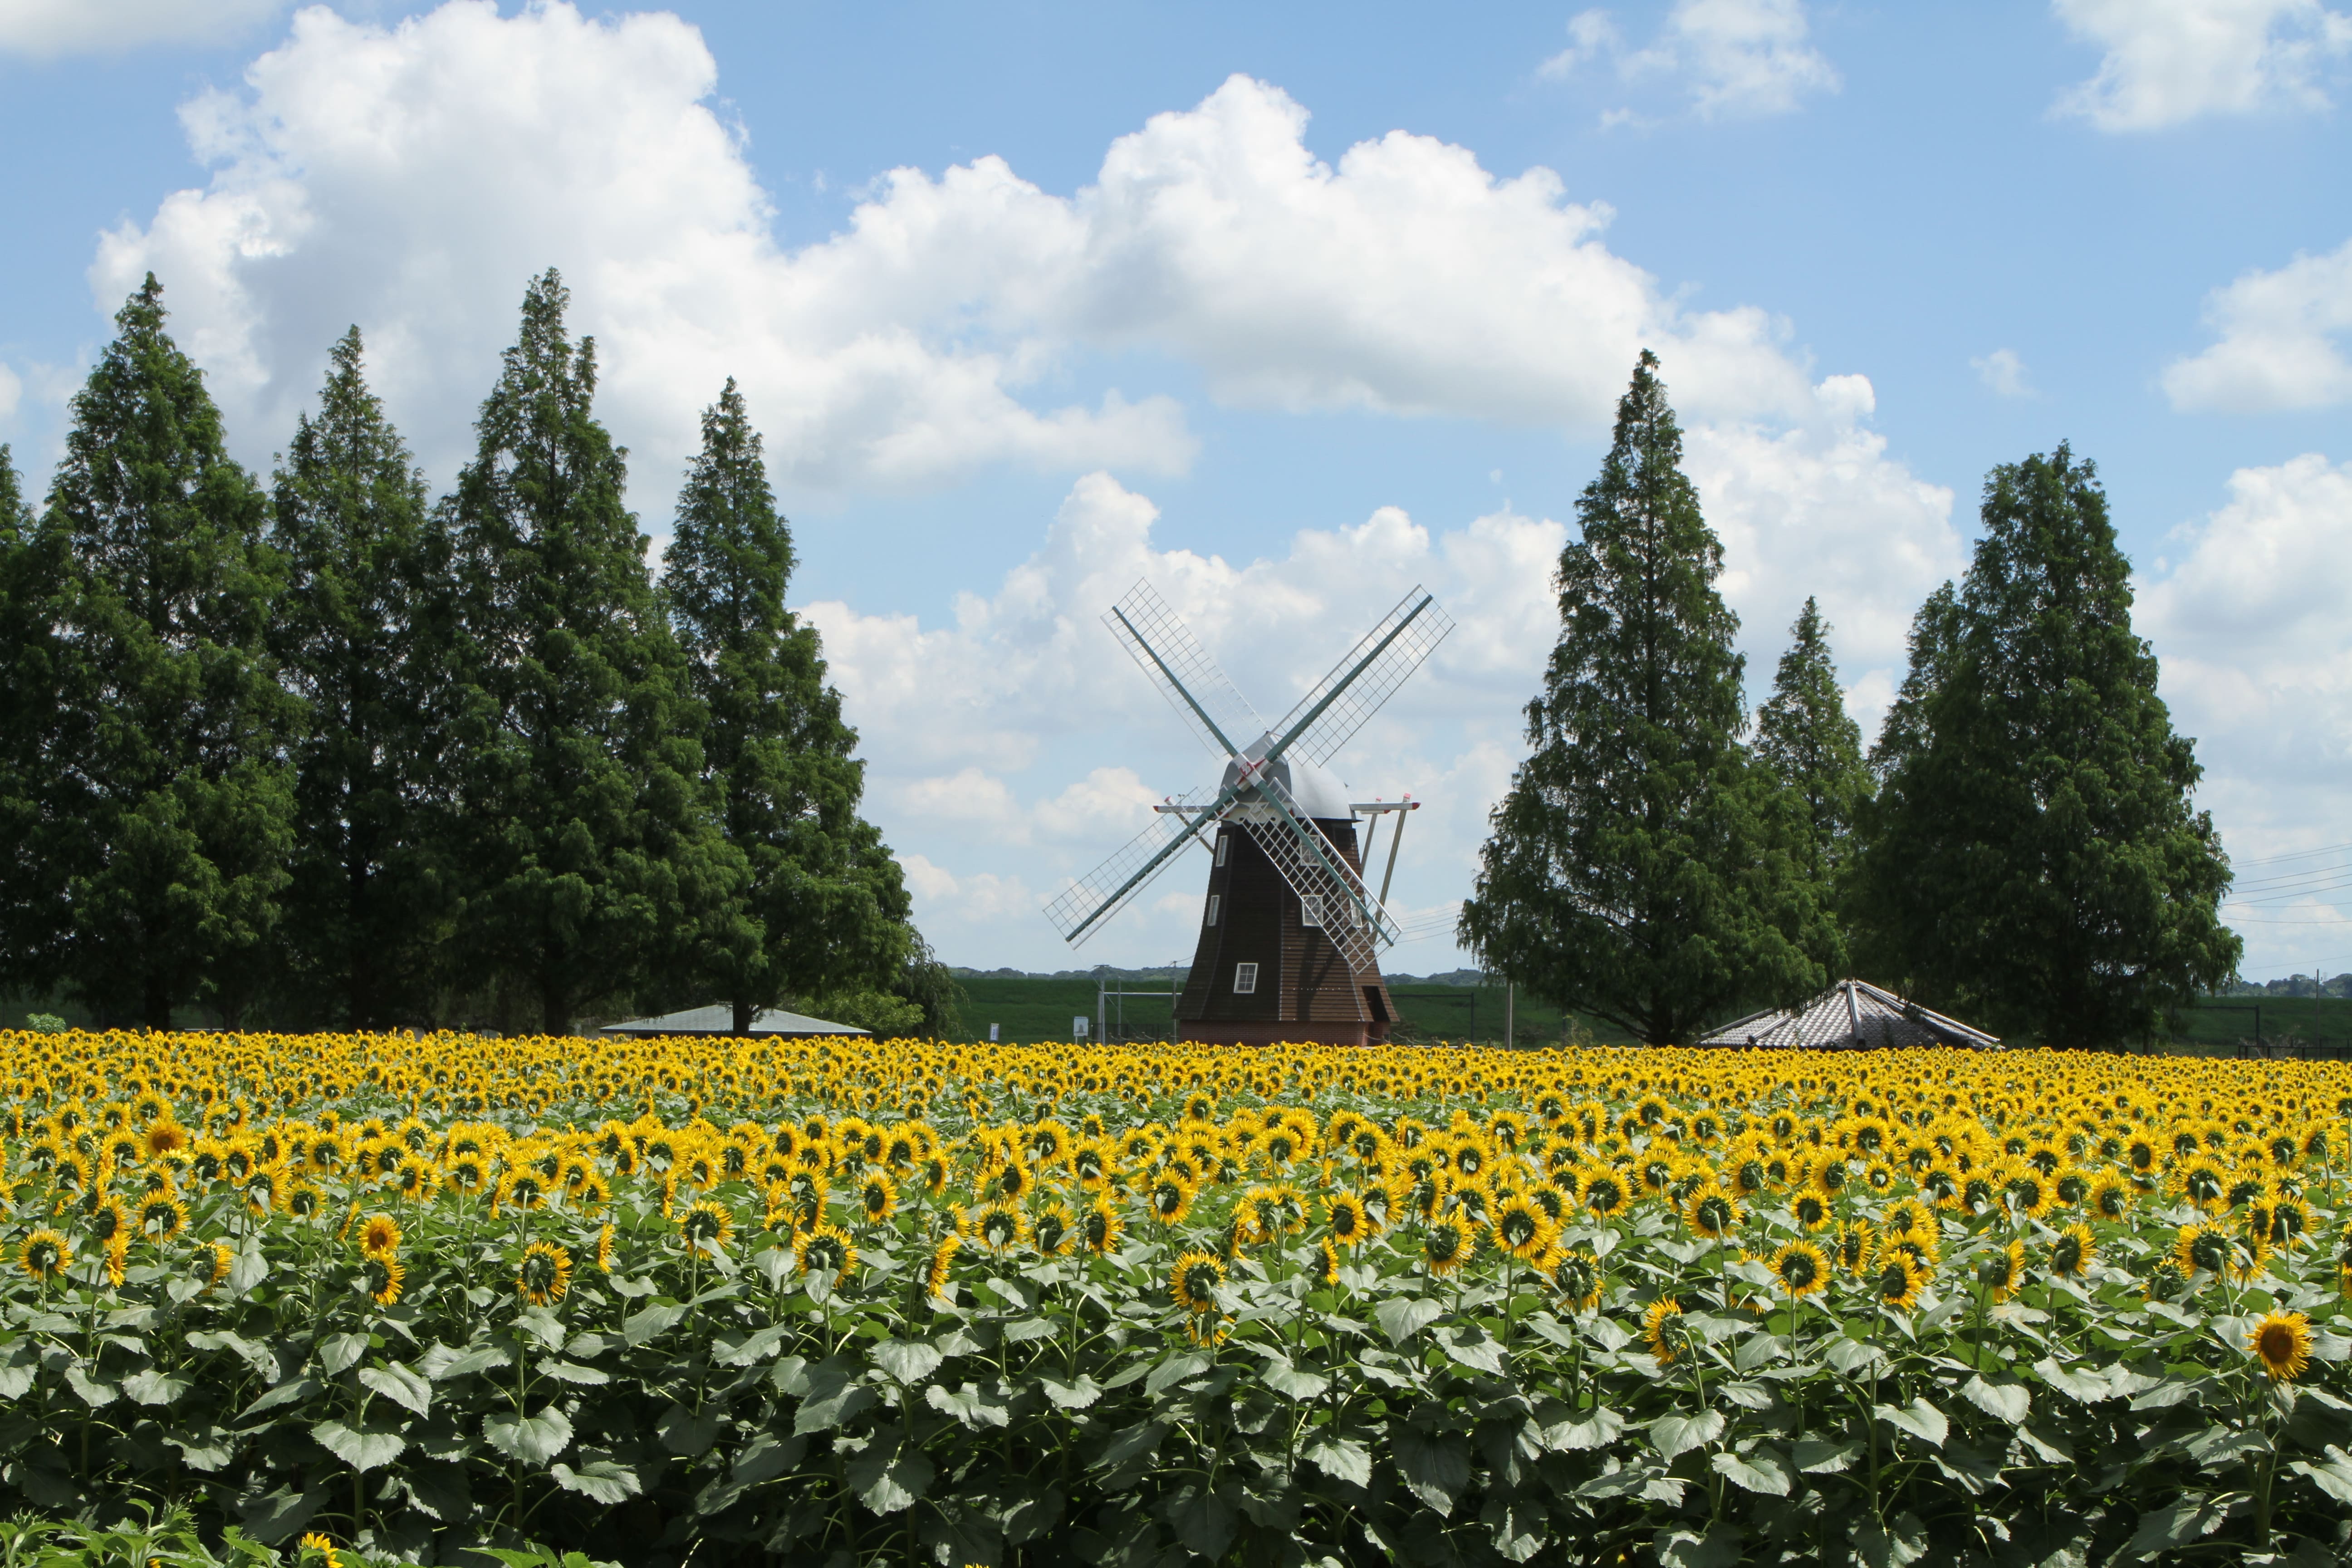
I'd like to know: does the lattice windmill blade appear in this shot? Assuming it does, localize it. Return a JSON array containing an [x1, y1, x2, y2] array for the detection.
[[1043, 787, 1227, 947], [1229, 776, 1402, 975], [1264, 587, 1454, 768], [1103, 581, 1264, 761]]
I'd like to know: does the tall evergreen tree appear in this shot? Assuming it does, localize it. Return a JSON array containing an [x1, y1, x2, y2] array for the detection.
[[269, 328, 459, 1027], [1754, 596, 1870, 893], [0, 447, 59, 1002], [1851, 445, 2239, 1044], [33, 277, 295, 1027], [662, 380, 913, 1034], [444, 270, 737, 1035], [1460, 351, 1832, 1044]]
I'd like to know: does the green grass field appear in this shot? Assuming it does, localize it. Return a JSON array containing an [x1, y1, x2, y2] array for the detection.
[[951, 973, 1640, 1046]]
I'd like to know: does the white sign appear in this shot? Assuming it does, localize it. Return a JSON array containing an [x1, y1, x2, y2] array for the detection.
[[1073, 1015, 1090, 1039], [989, 1023, 1000, 1042]]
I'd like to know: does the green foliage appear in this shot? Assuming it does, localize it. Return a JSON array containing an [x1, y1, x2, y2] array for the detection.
[[20, 277, 296, 1028], [660, 380, 911, 1034], [268, 329, 460, 1029], [1462, 352, 1834, 1044], [20, 1016, 66, 1035], [1754, 596, 1870, 910], [442, 271, 742, 1036], [1850, 446, 2241, 1045], [799, 986, 926, 1039]]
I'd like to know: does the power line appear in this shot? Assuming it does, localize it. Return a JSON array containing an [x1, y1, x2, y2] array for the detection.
[[2233, 841, 2352, 867]]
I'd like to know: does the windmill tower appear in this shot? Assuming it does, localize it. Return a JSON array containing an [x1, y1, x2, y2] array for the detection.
[[1044, 582, 1452, 1047]]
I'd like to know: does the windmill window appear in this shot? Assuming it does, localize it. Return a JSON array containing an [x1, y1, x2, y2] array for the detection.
[[1205, 895, 1220, 926], [1299, 895, 1324, 928], [1215, 836, 1229, 867], [1233, 962, 1259, 995]]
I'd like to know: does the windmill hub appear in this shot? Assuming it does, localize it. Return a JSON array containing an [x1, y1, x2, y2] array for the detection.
[[1220, 745, 1351, 821], [1044, 581, 1454, 1048]]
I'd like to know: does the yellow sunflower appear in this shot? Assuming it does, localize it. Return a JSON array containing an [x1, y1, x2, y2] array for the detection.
[[2250, 1310, 2313, 1382], [1771, 1240, 1829, 1299], [2048, 1223, 2095, 1280], [925, 1234, 960, 1301], [1873, 1254, 1927, 1312], [357, 1212, 402, 1262], [679, 1200, 737, 1256], [1642, 1297, 1683, 1367], [516, 1241, 573, 1306], [1423, 1213, 1476, 1277], [797, 1224, 858, 1287], [1081, 1197, 1125, 1256], [1548, 1248, 1605, 1313], [18, 1228, 71, 1284], [1492, 1196, 1552, 1262], [1170, 1248, 1226, 1314], [1325, 1191, 1372, 1248]]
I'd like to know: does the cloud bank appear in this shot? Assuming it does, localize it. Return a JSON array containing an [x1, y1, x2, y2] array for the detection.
[[2053, 0, 2352, 131]]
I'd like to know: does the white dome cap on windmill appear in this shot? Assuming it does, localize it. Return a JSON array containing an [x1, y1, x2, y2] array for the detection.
[[1220, 737, 1353, 821]]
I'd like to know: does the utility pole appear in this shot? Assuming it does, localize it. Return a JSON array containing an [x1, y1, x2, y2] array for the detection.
[[1504, 980, 1514, 1049]]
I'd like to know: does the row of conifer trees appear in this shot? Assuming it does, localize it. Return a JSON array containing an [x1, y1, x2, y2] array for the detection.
[[1462, 351, 2243, 1048], [0, 271, 940, 1038]]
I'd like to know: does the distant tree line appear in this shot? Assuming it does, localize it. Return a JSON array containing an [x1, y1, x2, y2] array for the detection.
[[1462, 352, 2240, 1047], [0, 272, 951, 1039]]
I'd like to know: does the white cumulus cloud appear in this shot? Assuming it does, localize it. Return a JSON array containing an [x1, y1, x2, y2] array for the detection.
[[1548, 0, 1840, 121], [2053, 0, 2352, 131], [2139, 453, 2352, 971], [97, 4, 1838, 507], [2163, 237, 2352, 412], [0, 0, 287, 57]]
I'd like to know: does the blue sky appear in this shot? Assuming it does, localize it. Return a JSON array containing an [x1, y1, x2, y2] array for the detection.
[[2, 0, 2348, 982]]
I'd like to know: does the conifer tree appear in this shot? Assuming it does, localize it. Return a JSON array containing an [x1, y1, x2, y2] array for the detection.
[[1851, 445, 2239, 1044], [1460, 351, 1832, 1044], [0, 447, 58, 999], [269, 328, 458, 1027], [444, 270, 739, 1035], [1754, 596, 1870, 892], [662, 380, 913, 1034], [33, 277, 295, 1027]]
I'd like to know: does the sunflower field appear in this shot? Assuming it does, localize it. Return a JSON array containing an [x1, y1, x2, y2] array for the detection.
[[6, 1030, 2352, 1568]]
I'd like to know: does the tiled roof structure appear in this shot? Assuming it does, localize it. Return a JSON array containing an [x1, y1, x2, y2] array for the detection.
[[599, 1005, 868, 1039], [1694, 979, 2000, 1051]]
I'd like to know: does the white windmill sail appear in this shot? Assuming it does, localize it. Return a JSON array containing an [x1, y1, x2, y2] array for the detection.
[[1264, 587, 1454, 767], [1043, 786, 1224, 946], [1103, 582, 1264, 760]]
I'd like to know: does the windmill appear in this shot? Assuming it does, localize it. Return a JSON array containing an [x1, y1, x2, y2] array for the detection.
[[1044, 581, 1453, 1046]]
